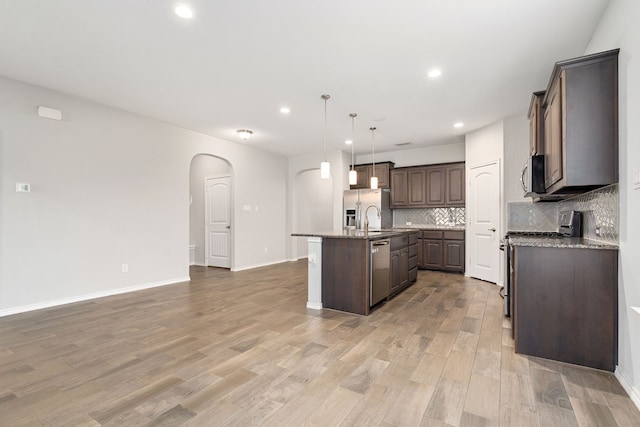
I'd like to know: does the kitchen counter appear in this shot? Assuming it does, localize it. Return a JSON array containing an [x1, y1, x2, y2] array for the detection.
[[509, 236, 618, 250], [292, 229, 412, 240], [394, 225, 466, 231]]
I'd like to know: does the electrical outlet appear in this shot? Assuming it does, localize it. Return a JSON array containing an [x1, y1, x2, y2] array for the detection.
[[121, 264, 129, 273]]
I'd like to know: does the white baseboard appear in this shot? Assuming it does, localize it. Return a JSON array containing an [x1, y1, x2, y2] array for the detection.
[[0, 276, 190, 318], [615, 366, 640, 411], [306, 301, 323, 310], [231, 259, 289, 272]]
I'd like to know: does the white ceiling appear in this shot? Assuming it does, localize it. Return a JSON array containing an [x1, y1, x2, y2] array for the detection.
[[0, 0, 609, 157]]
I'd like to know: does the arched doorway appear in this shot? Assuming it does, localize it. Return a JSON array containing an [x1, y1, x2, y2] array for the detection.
[[189, 154, 233, 269]]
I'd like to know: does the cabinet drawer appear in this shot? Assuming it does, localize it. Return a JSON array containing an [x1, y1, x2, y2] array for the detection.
[[422, 230, 443, 239], [391, 235, 409, 250], [409, 267, 418, 282], [409, 232, 419, 245], [408, 243, 418, 257], [444, 230, 464, 240], [409, 255, 418, 269]]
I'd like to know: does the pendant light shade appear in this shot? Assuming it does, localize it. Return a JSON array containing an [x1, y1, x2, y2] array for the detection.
[[348, 113, 358, 185], [370, 127, 378, 189], [320, 94, 331, 179], [349, 170, 358, 185], [320, 161, 331, 179]]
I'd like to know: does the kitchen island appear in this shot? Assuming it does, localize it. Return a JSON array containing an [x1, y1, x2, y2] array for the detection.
[[292, 229, 418, 315]]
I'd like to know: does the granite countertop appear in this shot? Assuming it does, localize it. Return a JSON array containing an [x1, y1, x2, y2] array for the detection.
[[396, 225, 466, 231], [509, 236, 619, 250], [292, 229, 412, 240]]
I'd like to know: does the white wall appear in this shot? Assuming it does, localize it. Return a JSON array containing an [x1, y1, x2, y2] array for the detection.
[[356, 142, 465, 167], [287, 150, 350, 260], [189, 155, 231, 266], [294, 170, 334, 257], [585, 0, 640, 405], [0, 76, 288, 314], [465, 121, 504, 282], [503, 115, 531, 205]]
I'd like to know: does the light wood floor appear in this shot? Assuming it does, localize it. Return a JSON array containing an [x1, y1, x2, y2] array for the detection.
[[1, 262, 638, 426]]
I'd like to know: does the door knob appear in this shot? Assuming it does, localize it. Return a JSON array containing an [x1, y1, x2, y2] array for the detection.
[[488, 228, 496, 232], [226, 225, 231, 229]]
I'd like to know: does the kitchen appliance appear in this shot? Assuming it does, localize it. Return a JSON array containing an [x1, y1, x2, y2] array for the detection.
[[558, 210, 582, 237], [521, 154, 545, 196], [370, 239, 390, 306], [343, 189, 392, 230]]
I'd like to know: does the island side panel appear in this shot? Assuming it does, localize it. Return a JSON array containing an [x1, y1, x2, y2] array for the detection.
[[322, 238, 370, 315]]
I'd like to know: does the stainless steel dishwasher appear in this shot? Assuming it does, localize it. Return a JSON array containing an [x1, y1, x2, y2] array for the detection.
[[370, 239, 390, 307]]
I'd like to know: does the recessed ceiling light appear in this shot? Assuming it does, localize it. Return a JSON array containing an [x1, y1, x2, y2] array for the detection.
[[453, 122, 464, 128], [345, 139, 353, 145], [236, 129, 253, 140], [174, 5, 194, 19], [427, 69, 442, 78], [280, 107, 290, 114]]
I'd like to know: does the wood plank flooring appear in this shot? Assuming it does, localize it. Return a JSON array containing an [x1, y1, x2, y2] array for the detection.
[[1, 261, 638, 426]]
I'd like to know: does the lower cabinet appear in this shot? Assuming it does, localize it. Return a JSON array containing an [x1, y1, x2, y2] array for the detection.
[[513, 245, 618, 371], [419, 230, 465, 273], [390, 232, 418, 296]]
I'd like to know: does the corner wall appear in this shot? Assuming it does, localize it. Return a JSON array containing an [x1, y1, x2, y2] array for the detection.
[[584, 0, 640, 406], [0, 76, 288, 314]]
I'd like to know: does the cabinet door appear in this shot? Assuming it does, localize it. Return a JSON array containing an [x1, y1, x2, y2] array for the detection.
[[544, 74, 563, 189], [390, 249, 401, 294], [417, 238, 423, 268], [373, 163, 390, 188], [445, 164, 465, 206], [422, 239, 443, 269], [352, 165, 370, 189], [529, 92, 545, 155], [390, 169, 408, 207], [400, 247, 409, 287], [426, 166, 446, 206], [408, 168, 427, 206], [443, 240, 465, 272]]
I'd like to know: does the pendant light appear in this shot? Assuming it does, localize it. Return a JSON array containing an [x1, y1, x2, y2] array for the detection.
[[370, 127, 378, 189], [320, 94, 331, 179], [348, 113, 358, 185]]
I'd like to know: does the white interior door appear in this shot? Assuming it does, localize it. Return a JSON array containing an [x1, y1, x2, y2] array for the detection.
[[467, 161, 500, 283], [205, 176, 231, 268]]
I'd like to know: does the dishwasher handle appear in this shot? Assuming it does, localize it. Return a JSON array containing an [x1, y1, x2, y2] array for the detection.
[[372, 241, 390, 246]]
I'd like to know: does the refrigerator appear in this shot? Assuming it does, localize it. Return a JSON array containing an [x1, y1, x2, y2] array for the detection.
[[343, 189, 392, 230]]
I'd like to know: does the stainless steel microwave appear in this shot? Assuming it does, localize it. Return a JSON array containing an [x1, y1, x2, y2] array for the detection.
[[521, 154, 545, 196]]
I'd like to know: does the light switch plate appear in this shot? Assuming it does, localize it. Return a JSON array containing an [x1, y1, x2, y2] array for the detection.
[[634, 171, 640, 190], [16, 183, 30, 192]]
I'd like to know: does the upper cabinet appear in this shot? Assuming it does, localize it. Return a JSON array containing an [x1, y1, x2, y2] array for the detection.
[[534, 49, 619, 196], [528, 91, 545, 156], [350, 162, 394, 189], [390, 162, 465, 208]]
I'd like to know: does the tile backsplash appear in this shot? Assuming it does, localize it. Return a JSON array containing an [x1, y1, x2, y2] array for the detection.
[[507, 184, 618, 244], [394, 207, 466, 227]]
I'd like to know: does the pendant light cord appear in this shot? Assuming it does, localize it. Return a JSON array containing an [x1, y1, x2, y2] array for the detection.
[[322, 94, 330, 162], [350, 113, 357, 171], [370, 127, 376, 171]]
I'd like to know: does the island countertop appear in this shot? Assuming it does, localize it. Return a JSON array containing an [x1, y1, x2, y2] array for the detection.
[[292, 229, 414, 240]]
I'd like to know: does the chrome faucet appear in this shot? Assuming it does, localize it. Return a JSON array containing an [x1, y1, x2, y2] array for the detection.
[[364, 204, 381, 233]]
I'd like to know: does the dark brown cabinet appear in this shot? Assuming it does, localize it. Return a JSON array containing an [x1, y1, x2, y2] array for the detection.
[[390, 162, 465, 208], [538, 49, 619, 195], [512, 245, 618, 371], [350, 162, 394, 189], [419, 230, 465, 273], [528, 91, 545, 156], [445, 164, 465, 206], [390, 233, 418, 296]]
